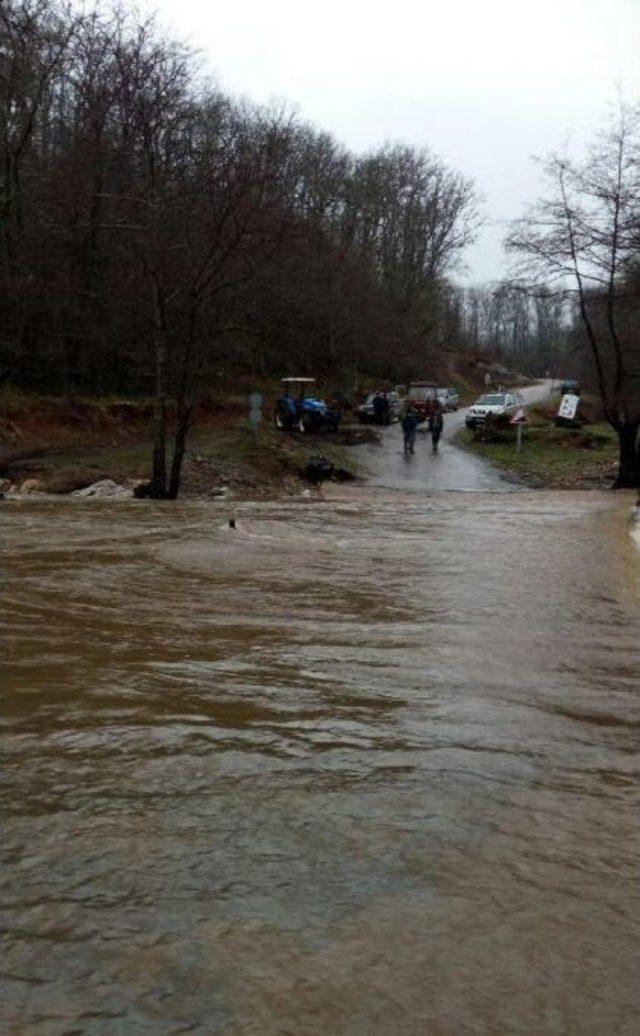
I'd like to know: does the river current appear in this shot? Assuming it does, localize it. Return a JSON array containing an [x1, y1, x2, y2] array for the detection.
[[1, 483, 639, 1034]]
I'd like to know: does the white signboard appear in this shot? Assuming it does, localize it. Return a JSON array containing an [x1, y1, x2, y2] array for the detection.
[[558, 394, 579, 420]]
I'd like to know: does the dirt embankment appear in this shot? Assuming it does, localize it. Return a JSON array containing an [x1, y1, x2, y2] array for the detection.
[[0, 390, 376, 498]]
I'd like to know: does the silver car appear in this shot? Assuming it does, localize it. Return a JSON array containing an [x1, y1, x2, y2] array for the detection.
[[437, 387, 460, 411]]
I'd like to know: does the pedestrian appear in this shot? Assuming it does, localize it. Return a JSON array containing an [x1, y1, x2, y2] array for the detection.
[[372, 391, 385, 425], [380, 393, 391, 425], [428, 404, 443, 453], [401, 406, 418, 454]]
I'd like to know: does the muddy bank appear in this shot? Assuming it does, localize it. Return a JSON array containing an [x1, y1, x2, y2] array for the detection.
[[0, 393, 377, 499]]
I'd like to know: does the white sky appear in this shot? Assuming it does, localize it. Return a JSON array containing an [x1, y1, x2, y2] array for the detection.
[[144, 0, 639, 283]]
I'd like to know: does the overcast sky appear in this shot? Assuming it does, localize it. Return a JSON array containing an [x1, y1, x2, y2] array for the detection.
[[143, 0, 639, 284]]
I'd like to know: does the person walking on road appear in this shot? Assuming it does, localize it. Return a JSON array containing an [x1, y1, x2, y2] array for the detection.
[[401, 406, 418, 454], [428, 405, 444, 453]]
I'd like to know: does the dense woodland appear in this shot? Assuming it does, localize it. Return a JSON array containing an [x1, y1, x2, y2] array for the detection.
[[0, 0, 484, 400]]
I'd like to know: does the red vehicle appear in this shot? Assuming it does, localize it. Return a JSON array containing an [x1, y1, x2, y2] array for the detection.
[[407, 382, 439, 423]]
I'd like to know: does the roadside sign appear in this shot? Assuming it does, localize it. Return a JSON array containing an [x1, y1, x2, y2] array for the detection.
[[510, 406, 529, 425], [558, 394, 579, 421], [509, 406, 528, 452], [249, 391, 263, 430]]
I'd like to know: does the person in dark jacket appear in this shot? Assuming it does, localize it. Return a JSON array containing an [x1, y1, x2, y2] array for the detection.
[[401, 407, 418, 454], [380, 393, 391, 425], [372, 392, 385, 425], [428, 405, 444, 452]]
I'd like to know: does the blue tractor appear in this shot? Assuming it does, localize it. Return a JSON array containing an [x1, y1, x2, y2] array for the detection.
[[273, 378, 341, 434]]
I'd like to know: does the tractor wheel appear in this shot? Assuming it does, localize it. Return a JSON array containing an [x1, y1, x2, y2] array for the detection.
[[274, 407, 290, 431], [298, 413, 312, 434]]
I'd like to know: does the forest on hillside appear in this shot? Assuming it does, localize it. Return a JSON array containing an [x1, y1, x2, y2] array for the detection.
[[0, 0, 486, 398], [1, 0, 581, 397]]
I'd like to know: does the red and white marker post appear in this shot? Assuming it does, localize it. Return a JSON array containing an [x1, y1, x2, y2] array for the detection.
[[509, 406, 529, 452]]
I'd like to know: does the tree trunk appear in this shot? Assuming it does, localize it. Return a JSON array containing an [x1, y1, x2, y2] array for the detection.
[[149, 280, 169, 499], [167, 402, 192, 500], [614, 421, 640, 489], [149, 327, 168, 498]]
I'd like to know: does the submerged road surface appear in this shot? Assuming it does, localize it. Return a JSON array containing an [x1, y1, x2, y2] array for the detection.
[[2, 389, 639, 1034], [357, 380, 553, 492]]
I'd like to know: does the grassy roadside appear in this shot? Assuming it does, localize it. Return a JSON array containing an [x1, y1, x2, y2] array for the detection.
[[0, 387, 371, 497], [456, 405, 619, 488]]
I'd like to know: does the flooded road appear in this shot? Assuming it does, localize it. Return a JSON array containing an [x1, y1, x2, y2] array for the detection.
[[2, 458, 640, 1031], [357, 380, 553, 492]]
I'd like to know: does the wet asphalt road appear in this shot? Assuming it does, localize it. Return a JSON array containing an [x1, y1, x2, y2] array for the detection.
[[356, 381, 553, 493]]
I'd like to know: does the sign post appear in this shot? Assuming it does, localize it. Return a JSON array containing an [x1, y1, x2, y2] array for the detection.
[[509, 406, 529, 453], [249, 391, 263, 443]]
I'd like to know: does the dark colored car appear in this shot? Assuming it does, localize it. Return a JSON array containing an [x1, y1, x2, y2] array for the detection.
[[560, 380, 580, 395], [357, 391, 402, 424]]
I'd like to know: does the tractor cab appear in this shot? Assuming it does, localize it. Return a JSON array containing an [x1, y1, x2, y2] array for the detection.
[[274, 378, 340, 434], [407, 382, 439, 422]]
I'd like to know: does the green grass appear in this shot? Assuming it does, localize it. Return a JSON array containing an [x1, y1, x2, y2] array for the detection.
[[191, 421, 359, 478], [457, 417, 618, 487]]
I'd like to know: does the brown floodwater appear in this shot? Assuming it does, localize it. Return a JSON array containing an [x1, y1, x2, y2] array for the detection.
[[1, 484, 639, 1035]]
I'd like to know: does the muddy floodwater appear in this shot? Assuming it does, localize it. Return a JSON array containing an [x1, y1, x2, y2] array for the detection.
[[2, 480, 639, 1034]]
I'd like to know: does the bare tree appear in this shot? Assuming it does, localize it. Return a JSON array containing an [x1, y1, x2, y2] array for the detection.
[[506, 100, 640, 487], [0, 0, 78, 275]]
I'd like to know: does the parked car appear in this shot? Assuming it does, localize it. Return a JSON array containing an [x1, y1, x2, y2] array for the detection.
[[559, 379, 580, 395], [357, 390, 402, 424], [465, 392, 519, 429], [436, 387, 460, 411], [274, 378, 341, 434]]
